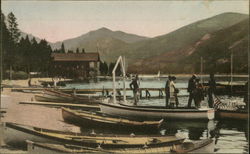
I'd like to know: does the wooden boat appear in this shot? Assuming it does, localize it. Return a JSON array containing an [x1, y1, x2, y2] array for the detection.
[[99, 102, 215, 120], [19, 101, 99, 111], [171, 138, 214, 153], [99, 56, 214, 121], [61, 107, 164, 131], [3, 122, 185, 149], [43, 89, 101, 104], [26, 140, 176, 153], [215, 109, 248, 120]]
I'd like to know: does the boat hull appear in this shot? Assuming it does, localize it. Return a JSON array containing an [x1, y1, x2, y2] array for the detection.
[[62, 108, 162, 132], [99, 103, 214, 120], [26, 140, 174, 154], [3, 122, 185, 149], [215, 110, 248, 120]]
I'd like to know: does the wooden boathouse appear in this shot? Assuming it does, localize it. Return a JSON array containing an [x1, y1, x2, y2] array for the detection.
[[51, 53, 100, 79]]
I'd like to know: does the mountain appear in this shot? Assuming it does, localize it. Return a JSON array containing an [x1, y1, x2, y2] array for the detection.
[[119, 13, 249, 73], [50, 27, 149, 51]]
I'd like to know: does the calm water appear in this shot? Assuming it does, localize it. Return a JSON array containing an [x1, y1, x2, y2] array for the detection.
[[1, 77, 248, 153]]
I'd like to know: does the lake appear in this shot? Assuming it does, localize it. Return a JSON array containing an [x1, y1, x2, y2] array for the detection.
[[1, 76, 248, 153]]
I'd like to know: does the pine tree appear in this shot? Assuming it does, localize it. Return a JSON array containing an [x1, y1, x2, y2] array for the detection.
[[1, 12, 13, 78], [61, 43, 65, 53], [103, 62, 108, 75], [76, 48, 79, 53], [7, 12, 20, 44]]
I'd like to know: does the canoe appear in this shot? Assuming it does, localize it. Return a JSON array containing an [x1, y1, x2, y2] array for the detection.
[[34, 94, 99, 104], [171, 138, 214, 153], [43, 89, 101, 104], [19, 101, 99, 111], [26, 140, 176, 153], [61, 107, 164, 131], [99, 102, 215, 120], [3, 122, 185, 149], [215, 109, 248, 120], [34, 94, 70, 103]]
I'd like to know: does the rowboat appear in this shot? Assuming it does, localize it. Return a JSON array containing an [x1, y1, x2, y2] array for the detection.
[[171, 138, 214, 153], [34, 93, 99, 104], [26, 139, 214, 153], [100, 56, 214, 120], [3, 122, 185, 149], [19, 101, 99, 111], [26, 140, 176, 153], [215, 109, 248, 120], [61, 107, 164, 131], [99, 102, 215, 120]]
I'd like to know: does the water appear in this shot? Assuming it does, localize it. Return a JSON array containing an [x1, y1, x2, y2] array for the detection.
[[1, 77, 248, 153]]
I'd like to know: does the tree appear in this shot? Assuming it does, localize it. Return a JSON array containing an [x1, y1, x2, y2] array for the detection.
[[76, 48, 79, 53], [7, 12, 20, 44], [61, 43, 65, 53], [1, 12, 13, 78], [108, 62, 115, 75], [103, 62, 108, 75]]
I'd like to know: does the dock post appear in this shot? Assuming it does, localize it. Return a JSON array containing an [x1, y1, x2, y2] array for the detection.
[[146, 89, 151, 99], [106, 90, 109, 97], [140, 90, 142, 99], [159, 89, 163, 98]]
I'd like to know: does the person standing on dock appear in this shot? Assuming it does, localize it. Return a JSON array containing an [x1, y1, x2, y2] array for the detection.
[[187, 74, 197, 108], [165, 76, 171, 108], [194, 78, 204, 108], [208, 73, 216, 108], [169, 76, 177, 108], [130, 74, 140, 105]]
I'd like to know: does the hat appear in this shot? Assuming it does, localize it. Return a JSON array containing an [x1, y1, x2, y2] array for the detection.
[[192, 74, 197, 78]]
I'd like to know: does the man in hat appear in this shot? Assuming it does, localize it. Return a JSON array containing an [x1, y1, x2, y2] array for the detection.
[[208, 73, 216, 108], [187, 74, 197, 108], [165, 75, 171, 108], [130, 74, 140, 105]]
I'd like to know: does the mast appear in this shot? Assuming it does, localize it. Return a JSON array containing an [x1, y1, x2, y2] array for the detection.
[[112, 56, 126, 104]]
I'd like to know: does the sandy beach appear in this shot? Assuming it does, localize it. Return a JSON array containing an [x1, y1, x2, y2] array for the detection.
[[0, 82, 80, 153]]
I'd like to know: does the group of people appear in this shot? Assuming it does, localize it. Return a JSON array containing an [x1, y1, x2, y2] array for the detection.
[[165, 73, 216, 108], [129, 73, 217, 108], [186, 74, 216, 108]]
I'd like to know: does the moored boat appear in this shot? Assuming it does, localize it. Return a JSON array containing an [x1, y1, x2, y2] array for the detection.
[[99, 56, 214, 121], [3, 122, 185, 149], [99, 101, 215, 120], [61, 107, 164, 131], [215, 109, 248, 120], [26, 140, 177, 153]]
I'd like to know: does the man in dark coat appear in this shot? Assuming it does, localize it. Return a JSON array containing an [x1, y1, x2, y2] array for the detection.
[[208, 73, 216, 108], [165, 76, 171, 108], [187, 74, 197, 108], [130, 75, 139, 105]]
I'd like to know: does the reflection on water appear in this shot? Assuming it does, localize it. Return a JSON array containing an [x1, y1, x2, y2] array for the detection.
[[213, 120, 249, 153]]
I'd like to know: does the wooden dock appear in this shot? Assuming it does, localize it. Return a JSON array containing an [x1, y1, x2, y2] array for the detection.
[[11, 80, 247, 97]]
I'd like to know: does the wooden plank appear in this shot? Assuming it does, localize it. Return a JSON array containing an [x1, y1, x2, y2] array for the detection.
[[19, 101, 99, 110]]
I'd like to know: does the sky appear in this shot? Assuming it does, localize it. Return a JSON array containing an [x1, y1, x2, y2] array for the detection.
[[2, 0, 249, 43]]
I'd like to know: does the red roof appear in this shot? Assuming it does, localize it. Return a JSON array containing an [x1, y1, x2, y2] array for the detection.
[[51, 53, 100, 62]]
